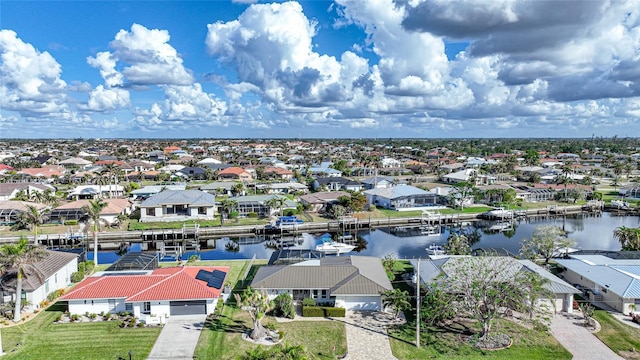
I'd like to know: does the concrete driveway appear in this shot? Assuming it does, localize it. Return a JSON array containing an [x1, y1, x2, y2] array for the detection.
[[147, 314, 207, 360], [550, 312, 623, 360], [338, 311, 404, 360]]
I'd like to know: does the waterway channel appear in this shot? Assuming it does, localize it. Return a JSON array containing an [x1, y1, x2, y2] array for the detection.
[[90, 212, 640, 264]]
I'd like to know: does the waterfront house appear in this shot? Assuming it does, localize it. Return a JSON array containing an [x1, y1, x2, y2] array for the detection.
[[0, 250, 78, 314], [61, 266, 229, 323], [138, 190, 217, 222], [556, 255, 640, 314], [411, 256, 578, 313], [299, 191, 349, 213], [360, 176, 396, 190], [251, 255, 392, 310], [364, 184, 438, 210], [49, 198, 132, 225], [0, 201, 48, 225], [67, 184, 125, 200], [232, 194, 297, 218], [129, 184, 187, 201]]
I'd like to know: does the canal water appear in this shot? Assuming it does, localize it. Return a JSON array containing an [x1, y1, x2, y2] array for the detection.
[[91, 212, 640, 263]]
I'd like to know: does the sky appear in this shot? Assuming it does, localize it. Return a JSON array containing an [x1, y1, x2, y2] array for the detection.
[[1, 0, 640, 139]]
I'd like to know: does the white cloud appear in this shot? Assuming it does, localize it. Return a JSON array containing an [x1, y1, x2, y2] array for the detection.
[[79, 85, 131, 112], [110, 24, 194, 86], [0, 29, 69, 117]]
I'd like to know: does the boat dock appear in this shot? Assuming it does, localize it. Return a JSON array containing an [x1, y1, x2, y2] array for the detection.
[[17, 204, 603, 249]]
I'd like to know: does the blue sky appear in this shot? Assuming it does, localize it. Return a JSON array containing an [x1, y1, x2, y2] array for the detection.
[[1, 0, 639, 139]]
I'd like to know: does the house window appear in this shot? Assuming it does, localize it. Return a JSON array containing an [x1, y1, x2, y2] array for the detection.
[[125, 303, 133, 312], [313, 290, 318, 298], [45, 280, 50, 294], [147, 208, 155, 216], [108, 299, 116, 312], [198, 207, 206, 215], [321, 290, 327, 298], [143, 302, 151, 315]]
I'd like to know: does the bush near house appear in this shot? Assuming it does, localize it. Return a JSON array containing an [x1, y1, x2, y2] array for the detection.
[[302, 306, 345, 317]]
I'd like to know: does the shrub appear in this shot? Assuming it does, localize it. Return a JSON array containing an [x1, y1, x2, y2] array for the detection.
[[302, 297, 315, 307], [39, 300, 50, 309], [229, 211, 239, 219], [137, 322, 145, 328], [88, 313, 97, 320], [247, 212, 259, 218], [273, 293, 295, 319], [77, 262, 86, 273], [70, 314, 80, 322], [324, 307, 346, 317], [54, 313, 62, 322], [103, 312, 112, 321], [64, 220, 78, 226], [70, 271, 84, 283], [302, 306, 325, 317]]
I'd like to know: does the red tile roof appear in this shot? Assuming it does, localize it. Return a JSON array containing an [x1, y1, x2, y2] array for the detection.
[[61, 266, 229, 301], [219, 166, 248, 175]]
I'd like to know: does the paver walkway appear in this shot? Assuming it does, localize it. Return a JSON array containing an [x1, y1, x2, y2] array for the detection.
[[147, 314, 207, 360], [337, 311, 403, 360], [550, 312, 623, 360]]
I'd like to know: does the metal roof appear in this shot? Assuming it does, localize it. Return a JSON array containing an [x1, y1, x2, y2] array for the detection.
[[139, 190, 217, 207], [251, 255, 392, 295]]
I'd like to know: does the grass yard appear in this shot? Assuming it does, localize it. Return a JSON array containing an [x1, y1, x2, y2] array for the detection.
[[389, 319, 571, 360], [194, 306, 347, 360], [0, 303, 161, 360], [192, 259, 347, 359], [593, 310, 640, 359]]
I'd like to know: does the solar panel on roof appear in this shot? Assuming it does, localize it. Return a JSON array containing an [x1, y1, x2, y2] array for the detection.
[[207, 270, 226, 289], [196, 270, 213, 282]]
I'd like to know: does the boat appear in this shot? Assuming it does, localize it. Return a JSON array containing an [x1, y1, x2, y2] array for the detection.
[[315, 234, 355, 255], [426, 244, 446, 256], [483, 207, 514, 219], [611, 200, 630, 209], [275, 216, 304, 229]]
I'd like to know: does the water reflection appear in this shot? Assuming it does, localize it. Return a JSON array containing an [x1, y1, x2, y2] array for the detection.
[[92, 212, 640, 263]]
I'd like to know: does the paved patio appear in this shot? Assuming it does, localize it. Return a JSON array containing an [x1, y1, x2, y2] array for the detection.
[[147, 314, 207, 360], [550, 312, 623, 360]]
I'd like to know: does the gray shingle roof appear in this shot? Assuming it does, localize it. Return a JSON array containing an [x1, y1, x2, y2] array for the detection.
[[0, 250, 78, 292], [139, 190, 216, 207], [251, 255, 392, 295]]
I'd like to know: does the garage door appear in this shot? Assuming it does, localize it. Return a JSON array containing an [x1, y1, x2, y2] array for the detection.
[[170, 300, 206, 315], [343, 296, 381, 311]]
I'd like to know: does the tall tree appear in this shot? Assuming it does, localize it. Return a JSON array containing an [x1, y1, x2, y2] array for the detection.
[[519, 225, 575, 264], [21, 204, 49, 245], [444, 233, 471, 255], [219, 199, 238, 225], [439, 256, 551, 345], [82, 199, 108, 266], [382, 288, 411, 319], [265, 196, 287, 217], [234, 287, 273, 340], [0, 237, 48, 322]]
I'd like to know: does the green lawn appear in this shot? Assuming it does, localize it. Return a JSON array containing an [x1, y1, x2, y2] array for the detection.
[[0, 303, 161, 360], [593, 310, 640, 358], [192, 260, 347, 359], [389, 319, 571, 360], [194, 306, 347, 360]]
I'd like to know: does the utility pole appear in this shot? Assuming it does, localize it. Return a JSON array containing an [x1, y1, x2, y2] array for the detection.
[[416, 258, 421, 348]]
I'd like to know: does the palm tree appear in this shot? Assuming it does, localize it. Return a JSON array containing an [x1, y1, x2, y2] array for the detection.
[[265, 196, 287, 217], [613, 226, 640, 251], [0, 237, 48, 322], [219, 199, 238, 226], [22, 204, 49, 245], [82, 199, 108, 266]]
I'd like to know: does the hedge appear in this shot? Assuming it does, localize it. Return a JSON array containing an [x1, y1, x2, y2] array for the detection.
[[302, 306, 345, 317]]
